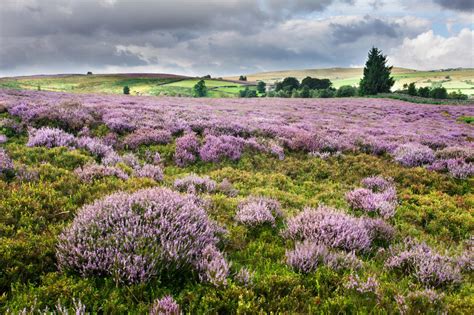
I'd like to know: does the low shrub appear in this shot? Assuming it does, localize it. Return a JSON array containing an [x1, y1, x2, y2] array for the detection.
[[235, 196, 282, 227], [57, 187, 225, 284], [174, 132, 200, 167], [150, 296, 180, 315], [392, 143, 435, 167], [27, 127, 75, 148], [174, 174, 217, 194]]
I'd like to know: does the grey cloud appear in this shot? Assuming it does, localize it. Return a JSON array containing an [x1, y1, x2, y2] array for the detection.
[[330, 16, 399, 44], [433, 0, 474, 11]]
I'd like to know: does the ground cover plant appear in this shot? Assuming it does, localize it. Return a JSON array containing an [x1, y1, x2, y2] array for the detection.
[[0, 88, 473, 313]]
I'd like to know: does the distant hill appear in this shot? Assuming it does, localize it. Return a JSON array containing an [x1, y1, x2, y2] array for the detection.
[[0, 73, 255, 98], [226, 67, 474, 95]]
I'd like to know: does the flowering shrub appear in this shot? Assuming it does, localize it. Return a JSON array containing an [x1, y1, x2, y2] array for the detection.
[[0, 149, 14, 178], [121, 153, 141, 170], [174, 132, 200, 167], [346, 176, 397, 219], [123, 128, 172, 149], [235, 267, 254, 286], [385, 240, 462, 287], [197, 244, 230, 287], [74, 162, 129, 182], [435, 146, 473, 161], [199, 135, 245, 162], [393, 143, 435, 167], [174, 174, 217, 194], [134, 164, 164, 181], [145, 150, 162, 165], [235, 196, 282, 227], [0, 134, 7, 144], [76, 136, 114, 158], [286, 241, 362, 273], [344, 274, 379, 294], [149, 296, 180, 315], [27, 127, 76, 148], [57, 187, 224, 284], [283, 206, 373, 252], [395, 289, 445, 315]]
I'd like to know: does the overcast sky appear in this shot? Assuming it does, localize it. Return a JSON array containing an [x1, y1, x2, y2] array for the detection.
[[0, 0, 473, 77]]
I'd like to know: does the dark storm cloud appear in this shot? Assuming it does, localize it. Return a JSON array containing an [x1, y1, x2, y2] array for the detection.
[[433, 0, 474, 11]]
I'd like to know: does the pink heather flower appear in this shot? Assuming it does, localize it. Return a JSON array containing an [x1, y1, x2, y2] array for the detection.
[[76, 136, 114, 158], [283, 206, 373, 252], [346, 176, 397, 219], [57, 187, 223, 284], [174, 132, 200, 167], [217, 178, 239, 197], [385, 239, 463, 287], [286, 241, 362, 273], [197, 244, 230, 287], [344, 274, 379, 294], [0, 134, 7, 144], [27, 127, 75, 148], [74, 162, 129, 182], [149, 296, 180, 315], [393, 143, 435, 167], [235, 196, 282, 227], [235, 267, 254, 286], [199, 135, 246, 163], [123, 128, 172, 149], [0, 149, 14, 177], [174, 174, 217, 194], [134, 164, 164, 182]]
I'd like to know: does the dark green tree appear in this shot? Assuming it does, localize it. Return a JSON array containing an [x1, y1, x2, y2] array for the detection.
[[257, 81, 266, 94], [239, 75, 247, 81], [429, 87, 447, 99], [407, 82, 417, 96], [300, 85, 310, 98], [301, 77, 332, 90], [275, 77, 300, 92], [336, 85, 357, 97], [417, 86, 430, 97], [193, 80, 207, 97], [123, 86, 130, 95], [359, 47, 395, 95]]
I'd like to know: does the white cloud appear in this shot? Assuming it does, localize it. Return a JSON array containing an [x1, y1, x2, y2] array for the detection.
[[389, 28, 474, 70]]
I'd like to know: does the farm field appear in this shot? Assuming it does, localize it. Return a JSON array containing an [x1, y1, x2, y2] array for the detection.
[[0, 89, 473, 313], [229, 67, 474, 96], [0, 74, 254, 98]]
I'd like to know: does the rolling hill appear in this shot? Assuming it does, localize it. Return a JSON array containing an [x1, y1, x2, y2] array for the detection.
[[227, 67, 474, 95]]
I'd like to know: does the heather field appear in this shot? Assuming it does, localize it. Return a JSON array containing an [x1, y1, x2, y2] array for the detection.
[[0, 89, 473, 313]]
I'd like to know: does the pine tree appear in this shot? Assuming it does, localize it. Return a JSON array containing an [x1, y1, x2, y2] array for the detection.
[[359, 47, 395, 95], [193, 80, 207, 97]]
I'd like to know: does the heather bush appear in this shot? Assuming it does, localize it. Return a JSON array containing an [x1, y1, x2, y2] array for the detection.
[[174, 174, 217, 194], [57, 187, 224, 284], [200, 135, 245, 162], [283, 206, 372, 252], [27, 127, 76, 148], [395, 289, 445, 315], [149, 296, 180, 315], [286, 241, 362, 273], [0, 134, 7, 144], [393, 143, 435, 167], [0, 148, 14, 178], [197, 244, 230, 287], [74, 162, 129, 182], [174, 132, 200, 167], [435, 146, 473, 161], [76, 136, 114, 158], [235, 267, 254, 286], [385, 240, 463, 287], [344, 274, 379, 295], [134, 164, 164, 181], [123, 128, 172, 149], [235, 196, 282, 227], [121, 152, 141, 170], [346, 176, 397, 219]]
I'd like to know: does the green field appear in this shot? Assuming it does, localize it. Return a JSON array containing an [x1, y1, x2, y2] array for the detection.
[[230, 68, 474, 96], [0, 74, 255, 98]]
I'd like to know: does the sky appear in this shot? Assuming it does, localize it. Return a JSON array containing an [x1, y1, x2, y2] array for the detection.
[[0, 0, 473, 77]]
